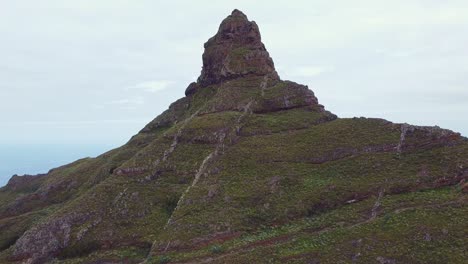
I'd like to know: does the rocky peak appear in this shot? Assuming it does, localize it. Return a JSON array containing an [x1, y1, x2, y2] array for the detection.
[[196, 9, 279, 88]]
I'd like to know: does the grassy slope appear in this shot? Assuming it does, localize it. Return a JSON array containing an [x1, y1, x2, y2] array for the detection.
[[144, 113, 467, 264], [49, 113, 467, 263], [164, 187, 466, 264], [0, 76, 466, 263]]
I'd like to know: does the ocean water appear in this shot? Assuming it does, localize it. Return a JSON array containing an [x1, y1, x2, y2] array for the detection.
[[0, 144, 115, 187]]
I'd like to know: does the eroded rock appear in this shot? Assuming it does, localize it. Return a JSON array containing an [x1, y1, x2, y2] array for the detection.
[[197, 9, 279, 87], [12, 213, 90, 263]]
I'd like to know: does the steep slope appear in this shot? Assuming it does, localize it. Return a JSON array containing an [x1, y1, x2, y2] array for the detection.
[[0, 9, 467, 264]]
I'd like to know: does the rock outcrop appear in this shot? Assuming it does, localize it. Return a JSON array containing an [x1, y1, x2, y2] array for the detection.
[[196, 9, 279, 87], [4, 174, 45, 192]]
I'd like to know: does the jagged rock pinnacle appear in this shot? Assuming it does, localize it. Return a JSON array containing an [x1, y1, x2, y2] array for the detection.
[[196, 9, 279, 88]]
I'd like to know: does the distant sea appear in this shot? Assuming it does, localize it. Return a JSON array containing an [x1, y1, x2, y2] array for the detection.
[[0, 144, 116, 187]]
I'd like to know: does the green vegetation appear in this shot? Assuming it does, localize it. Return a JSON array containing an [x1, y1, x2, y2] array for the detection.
[[148, 255, 171, 264], [0, 75, 466, 264], [210, 244, 224, 254], [58, 240, 101, 259]]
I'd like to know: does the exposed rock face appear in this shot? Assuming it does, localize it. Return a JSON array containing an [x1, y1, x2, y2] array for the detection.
[[12, 213, 90, 263], [4, 174, 45, 192], [184, 82, 199, 96], [197, 9, 279, 87]]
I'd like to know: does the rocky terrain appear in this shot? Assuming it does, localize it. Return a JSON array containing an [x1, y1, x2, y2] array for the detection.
[[0, 9, 467, 264]]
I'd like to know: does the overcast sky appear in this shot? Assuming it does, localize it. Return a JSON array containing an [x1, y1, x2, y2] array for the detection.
[[1, 0, 467, 148]]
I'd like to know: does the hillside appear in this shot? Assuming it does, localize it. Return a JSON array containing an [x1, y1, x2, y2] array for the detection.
[[0, 9, 467, 264]]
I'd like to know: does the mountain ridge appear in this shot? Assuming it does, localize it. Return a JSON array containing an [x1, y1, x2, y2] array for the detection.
[[0, 9, 467, 264]]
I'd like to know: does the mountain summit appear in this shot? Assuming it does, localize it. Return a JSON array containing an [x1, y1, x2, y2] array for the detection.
[[1, 10, 467, 264], [196, 9, 279, 87]]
